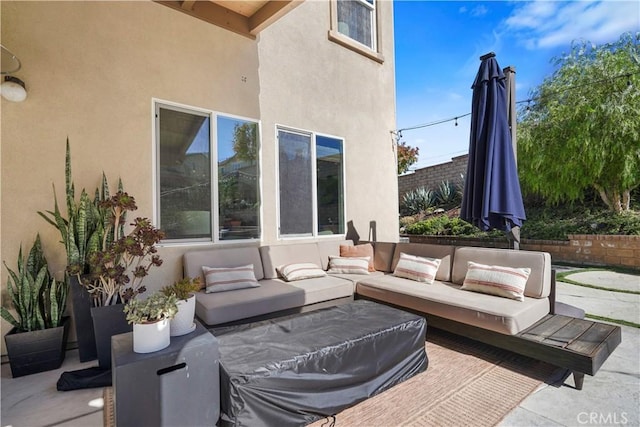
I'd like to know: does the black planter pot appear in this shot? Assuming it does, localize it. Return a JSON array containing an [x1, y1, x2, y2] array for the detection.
[[4, 317, 71, 378], [91, 304, 131, 368], [68, 275, 97, 362]]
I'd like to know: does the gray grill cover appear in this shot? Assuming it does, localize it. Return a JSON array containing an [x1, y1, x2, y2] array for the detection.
[[216, 300, 427, 426]]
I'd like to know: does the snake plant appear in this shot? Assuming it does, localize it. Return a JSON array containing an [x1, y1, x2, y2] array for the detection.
[[1, 235, 68, 332], [38, 139, 124, 276]]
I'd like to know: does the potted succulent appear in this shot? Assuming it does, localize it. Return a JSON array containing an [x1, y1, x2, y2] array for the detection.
[[124, 292, 178, 353], [160, 277, 201, 336], [38, 141, 165, 366], [1, 235, 70, 377], [39, 140, 125, 361], [80, 191, 165, 367], [82, 192, 164, 306]]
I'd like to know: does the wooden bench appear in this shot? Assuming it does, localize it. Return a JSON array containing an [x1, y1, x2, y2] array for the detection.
[[426, 313, 621, 390], [518, 314, 621, 389]]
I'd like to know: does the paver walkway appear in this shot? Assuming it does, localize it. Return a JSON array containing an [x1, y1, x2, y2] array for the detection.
[[564, 270, 640, 293], [556, 282, 639, 325]]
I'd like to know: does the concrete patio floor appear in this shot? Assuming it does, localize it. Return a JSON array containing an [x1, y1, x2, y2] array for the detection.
[[500, 267, 640, 427], [2, 267, 639, 427]]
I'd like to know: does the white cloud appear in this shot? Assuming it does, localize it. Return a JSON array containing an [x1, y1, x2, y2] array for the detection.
[[459, 4, 489, 18], [471, 5, 489, 17], [505, 0, 640, 50], [505, 1, 557, 29]]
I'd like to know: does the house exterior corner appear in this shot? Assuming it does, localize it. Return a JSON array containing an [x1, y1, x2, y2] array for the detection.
[[0, 0, 398, 353]]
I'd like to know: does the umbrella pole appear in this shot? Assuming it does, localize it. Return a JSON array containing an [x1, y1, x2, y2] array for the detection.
[[504, 66, 517, 161], [504, 65, 521, 250], [508, 228, 520, 250]]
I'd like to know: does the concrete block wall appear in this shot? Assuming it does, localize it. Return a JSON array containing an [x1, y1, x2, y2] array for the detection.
[[405, 234, 511, 249], [521, 235, 640, 269], [520, 239, 569, 265], [404, 234, 640, 271], [398, 155, 468, 202]]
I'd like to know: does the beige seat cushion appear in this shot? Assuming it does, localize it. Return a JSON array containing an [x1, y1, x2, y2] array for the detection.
[[260, 243, 324, 279], [280, 275, 355, 304], [356, 275, 549, 335], [370, 242, 397, 273], [328, 270, 385, 286], [260, 240, 353, 278], [317, 239, 353, 270], [184, 246, 264, 282], [195, 279, 304, 325]]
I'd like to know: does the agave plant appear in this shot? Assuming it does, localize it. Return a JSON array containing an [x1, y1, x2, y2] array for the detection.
[[0, 235, 68, 332], [401, 187, 434, 215], [435, 180, 461, 209]]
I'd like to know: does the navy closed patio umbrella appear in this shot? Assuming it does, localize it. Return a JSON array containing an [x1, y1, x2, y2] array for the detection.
[[460, 52, 525, 245]]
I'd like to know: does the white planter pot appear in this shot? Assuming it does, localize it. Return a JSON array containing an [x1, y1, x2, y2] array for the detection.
[[133, 319, 170, 353], [170, 294, 196, 337]]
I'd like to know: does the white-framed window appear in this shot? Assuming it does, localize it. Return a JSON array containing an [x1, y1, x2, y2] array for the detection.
[[155, 100, 261, 243], [337, 0, 376, 50], [329, 0, 383, 62], [277, 127, 345, 238]]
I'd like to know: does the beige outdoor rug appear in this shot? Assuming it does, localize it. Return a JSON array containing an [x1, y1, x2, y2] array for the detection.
[[309, 329, 558, 427], [104, 330, 557, 427], [103, 387, 114, 427]]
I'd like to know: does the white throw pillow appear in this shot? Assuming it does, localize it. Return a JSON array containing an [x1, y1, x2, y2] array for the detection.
[[277, 263, 326, 282], [327, 256, 370, 275], [393, 252, 441, 284], [203, 264, 260, 293], [461, 261, 531, 301]]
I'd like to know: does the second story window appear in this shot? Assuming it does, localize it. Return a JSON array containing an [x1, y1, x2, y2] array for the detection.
[[337, 0, 376, 50]]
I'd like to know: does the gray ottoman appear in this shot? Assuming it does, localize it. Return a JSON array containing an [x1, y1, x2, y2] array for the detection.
[[215, 300, 428, 426]]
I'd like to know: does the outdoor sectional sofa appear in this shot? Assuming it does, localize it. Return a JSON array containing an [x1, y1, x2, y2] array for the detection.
[[183, 239, 553, 335], [184, 239, 557, 425], [181, 240, 620, 424]]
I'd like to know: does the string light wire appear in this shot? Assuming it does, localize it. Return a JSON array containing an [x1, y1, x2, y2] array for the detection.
[[393, 70, 640, 135]]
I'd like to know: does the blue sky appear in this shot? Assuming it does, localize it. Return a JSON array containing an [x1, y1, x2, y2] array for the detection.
[[394, 0, 640, 169]]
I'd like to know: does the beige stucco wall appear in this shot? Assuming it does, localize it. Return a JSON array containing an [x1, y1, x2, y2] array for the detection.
[[0, 1, 261, 352], [0, 0, 398, 353], [257, 1, 399, 244]]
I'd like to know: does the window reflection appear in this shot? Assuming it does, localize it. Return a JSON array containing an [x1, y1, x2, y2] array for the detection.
[[337, 0, 375, 49], [158, 107, 211, 239], [277, 129, 345, 238], [218, 117, 261, 240], [278, 130, 313, 236], [317, 136, 344, 235]]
